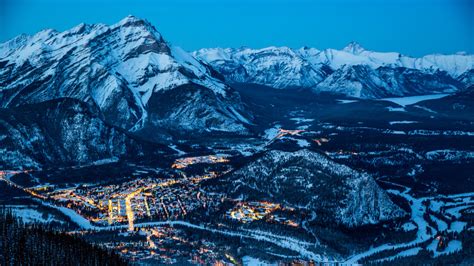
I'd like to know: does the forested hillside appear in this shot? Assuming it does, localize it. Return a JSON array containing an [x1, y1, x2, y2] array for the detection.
[[0, 209, 127, 265]]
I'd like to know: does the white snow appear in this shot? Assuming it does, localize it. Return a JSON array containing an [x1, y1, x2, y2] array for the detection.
[[92, 157, 119, 165], [430, 201, 444, 212], [425, 149, 474, 161], [445, 205, 471, 219], [449, 221, 467, 233], [380, 94, 449, 107], [14, 206, 330, 262], [10, 206, 62, 224], [430, 215, 448, 231], [337, 99, 358, 104], [242, 256, 277, 266], [389, 130, 406, 135], [439, 240, 462, 256], [347, 187, 473, 263], [386, 107, 406, 112], [263, 126, 281, 141], [290, 117, 314, 124], [1, 16, 247, 134], [168, 144, 186, 155], [346, 188, 432, 263], [40, 202, 95, 230], [194, 45, 474, 92], [132, 220, 328, 262], [389, 121, 418, 125], [296, 139, 311, 148], [402, 222, 417, 232], [376, 247, 422, 262]]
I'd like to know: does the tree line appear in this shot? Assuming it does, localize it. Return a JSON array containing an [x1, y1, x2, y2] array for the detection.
[[0, 208, 128, 265]]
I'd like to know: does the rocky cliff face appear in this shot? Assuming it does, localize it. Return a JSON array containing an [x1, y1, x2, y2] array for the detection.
[[219, 149, 405, 227], [193, 47, 332, 89], [314, 65, 461, 98], [194, 44, 473, 98], [0, 16, 252, 139], [457, 69, 474, 88], [0, 98, 157, 169]]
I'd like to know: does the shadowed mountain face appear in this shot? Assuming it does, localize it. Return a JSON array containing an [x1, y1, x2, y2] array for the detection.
[[314, 65, 461, 98], [0, 98, 171, 170], [0, 16, 252, 141]]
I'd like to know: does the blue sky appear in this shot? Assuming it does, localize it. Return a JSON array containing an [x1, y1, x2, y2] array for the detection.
[[0, 0, 472, 56]]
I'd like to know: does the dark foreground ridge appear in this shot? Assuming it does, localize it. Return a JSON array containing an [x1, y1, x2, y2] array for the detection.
[[0, 208, 128, 266]]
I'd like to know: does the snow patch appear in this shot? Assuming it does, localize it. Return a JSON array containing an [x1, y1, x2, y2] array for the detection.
[[381, 94, 449, 107], [389, 121, 418, 125]]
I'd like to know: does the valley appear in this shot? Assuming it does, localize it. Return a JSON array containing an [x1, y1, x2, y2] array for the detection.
[[2, 85, 473, 264], [1, 15, 473, 265]]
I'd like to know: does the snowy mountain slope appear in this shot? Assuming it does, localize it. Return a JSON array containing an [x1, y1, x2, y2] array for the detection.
[[193, 47, 332, 89], [194, 43, 473, 98], [214, 149, 405, 227], [0, 98, 165, 170], [312, 65, 387, 98], [457, 69, 474, 88], [0, 16, 251, 137], [299, 42, 474, 76], [314, 65, 461, 98]]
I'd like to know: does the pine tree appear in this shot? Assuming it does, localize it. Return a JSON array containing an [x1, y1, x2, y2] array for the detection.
[[0, 208, 128, 265]]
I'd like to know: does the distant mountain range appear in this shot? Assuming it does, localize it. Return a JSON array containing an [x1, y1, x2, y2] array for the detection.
[[194, 44, 473, 98]]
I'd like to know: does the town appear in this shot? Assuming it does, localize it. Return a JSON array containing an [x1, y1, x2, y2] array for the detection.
[[46, 173, 227, 231], [2, 155, 233, 231]]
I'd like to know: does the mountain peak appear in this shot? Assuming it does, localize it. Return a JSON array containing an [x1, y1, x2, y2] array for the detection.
[[111, 15, 164, 44], [0, 16, 251, 137], [114, 15, 157, 32], [343, 41, 365, 54], [117, 15, 145, 25]]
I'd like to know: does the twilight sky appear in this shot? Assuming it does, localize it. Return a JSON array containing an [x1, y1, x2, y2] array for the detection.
[[0, 0, 473, 56]]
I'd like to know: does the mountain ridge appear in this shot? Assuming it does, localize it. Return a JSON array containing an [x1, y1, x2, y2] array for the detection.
[[194, 44, 473, 98], [0, 15, 252, 140]]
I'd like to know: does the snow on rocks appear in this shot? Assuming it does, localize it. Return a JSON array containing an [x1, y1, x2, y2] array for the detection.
[[194, 44, 473, 98], [0, 16, 251, 135]]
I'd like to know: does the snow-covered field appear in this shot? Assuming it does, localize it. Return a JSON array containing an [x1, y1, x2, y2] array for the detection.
[[39, 201, 94, 229], [381, 94, 449, 107], [337, 99, 359, 104], [9, 205, 64, 224], [389, 121, 418, 125], [242, 256, 277, 266]]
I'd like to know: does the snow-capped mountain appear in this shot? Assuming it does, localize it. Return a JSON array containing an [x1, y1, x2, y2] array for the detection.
[[193, 47, 333, 89], [213, 149, 405, 227], [194, 43, 474, 98], [299, 42, 474, 76], [314, 65, 461, 98], [0, 16, 251, 139]]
